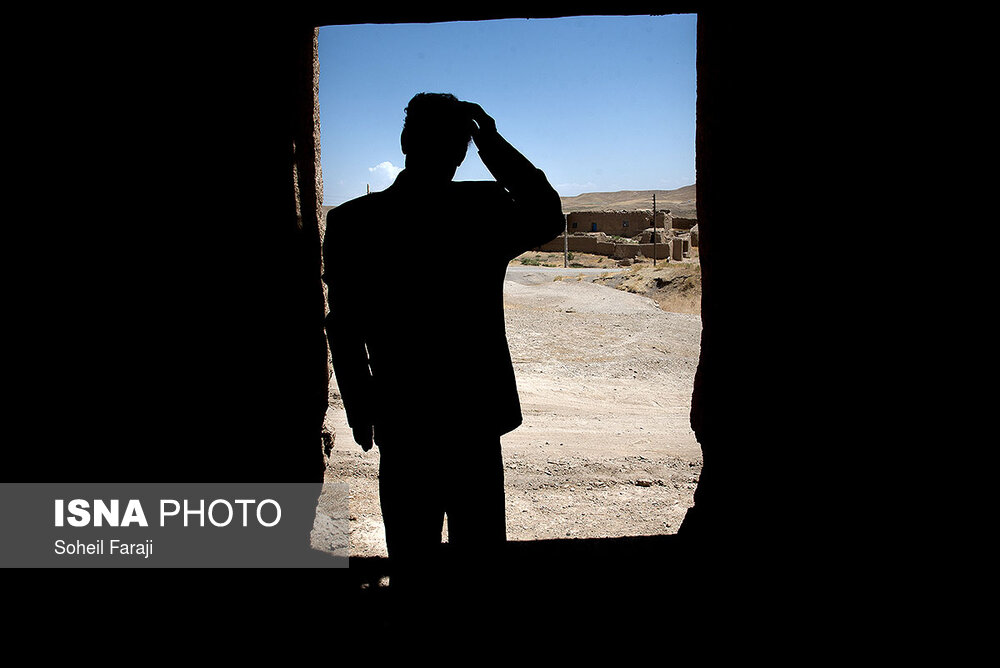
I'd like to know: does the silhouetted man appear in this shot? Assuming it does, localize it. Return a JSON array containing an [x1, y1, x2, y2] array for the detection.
[[323, 93, 563, 605]]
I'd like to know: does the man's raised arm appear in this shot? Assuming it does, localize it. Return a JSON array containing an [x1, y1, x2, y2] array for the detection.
[[464, 102, 565, 257]]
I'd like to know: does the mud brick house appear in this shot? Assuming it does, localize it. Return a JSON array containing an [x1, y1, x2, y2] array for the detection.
[[567, 210, 672, 235]]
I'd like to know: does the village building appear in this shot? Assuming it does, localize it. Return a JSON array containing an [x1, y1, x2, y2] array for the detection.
[[566, 210, 673, 236]]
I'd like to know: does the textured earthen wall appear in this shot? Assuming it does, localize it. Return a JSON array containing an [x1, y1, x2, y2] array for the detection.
[[32, 19, 330, 491], [638, 228, 671, 243], [535, 234, 670, 259], [613, 243, 669, 260]]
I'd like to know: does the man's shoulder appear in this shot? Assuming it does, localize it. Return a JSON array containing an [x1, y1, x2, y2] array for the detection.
[[326, 192, 387, 225]]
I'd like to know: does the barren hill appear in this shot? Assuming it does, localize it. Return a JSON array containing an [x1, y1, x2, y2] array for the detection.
[[560, 184, 696, 217]]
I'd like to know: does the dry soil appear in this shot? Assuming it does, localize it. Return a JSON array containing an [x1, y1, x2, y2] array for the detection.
[[322, 263, 703, 557]]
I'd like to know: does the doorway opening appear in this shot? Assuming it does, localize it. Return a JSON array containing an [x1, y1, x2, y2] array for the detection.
[[316, 14, 701, 559]]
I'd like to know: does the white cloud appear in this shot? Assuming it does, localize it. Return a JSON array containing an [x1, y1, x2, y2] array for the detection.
[[367, 161, 403, 189]]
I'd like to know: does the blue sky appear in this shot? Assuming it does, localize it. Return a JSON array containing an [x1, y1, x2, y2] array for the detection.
[[318, 14, 696, 206]]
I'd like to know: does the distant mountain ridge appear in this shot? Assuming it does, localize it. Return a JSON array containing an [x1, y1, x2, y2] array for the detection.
[[560, 184, 696, 217]]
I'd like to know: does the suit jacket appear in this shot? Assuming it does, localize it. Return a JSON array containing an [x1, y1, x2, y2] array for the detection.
[[322, 130, 565, 444]]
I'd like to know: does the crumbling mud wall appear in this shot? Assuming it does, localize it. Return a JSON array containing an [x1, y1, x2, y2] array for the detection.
[[638, 228, 671, 244], [535, 231, 684, 260], [536, 233, 615, 255]]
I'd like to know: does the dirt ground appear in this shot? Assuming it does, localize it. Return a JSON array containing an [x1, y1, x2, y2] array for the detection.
[[322, 259, 703, 558]]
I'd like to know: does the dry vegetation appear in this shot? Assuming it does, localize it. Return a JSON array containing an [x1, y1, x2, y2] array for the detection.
[[590, 262, 701, 315], [514, 250, 702, 315], [514, 251, 613, 269]]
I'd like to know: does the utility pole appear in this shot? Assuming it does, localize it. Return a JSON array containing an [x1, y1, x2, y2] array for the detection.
[[564, 214, 568, 268], [652, 193, 657, 267]]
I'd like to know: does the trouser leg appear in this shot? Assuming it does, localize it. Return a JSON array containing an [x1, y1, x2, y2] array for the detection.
[[441, 436, 507, 608], [444, 436, 506, 551], [377, 435, 508, 617], [378, 442, 445, 596]]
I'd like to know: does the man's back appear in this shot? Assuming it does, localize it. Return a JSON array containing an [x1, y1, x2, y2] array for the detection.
[[326, 176, 529, 439]]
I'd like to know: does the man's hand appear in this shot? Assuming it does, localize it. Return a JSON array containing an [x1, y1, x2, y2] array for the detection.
[[353, 424, 374, 452], [462, 101, 496, 144]]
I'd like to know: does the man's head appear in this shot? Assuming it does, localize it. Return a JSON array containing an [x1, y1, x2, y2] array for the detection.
[[400, 93, 474, 182]]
